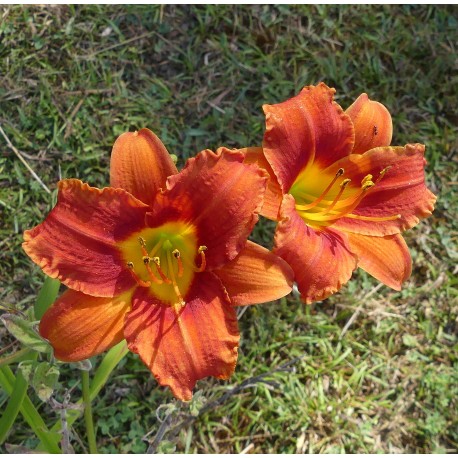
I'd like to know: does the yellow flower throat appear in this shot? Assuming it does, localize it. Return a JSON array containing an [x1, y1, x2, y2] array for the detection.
[[120, 222, 206, 307], [289, 164, 400, 228]]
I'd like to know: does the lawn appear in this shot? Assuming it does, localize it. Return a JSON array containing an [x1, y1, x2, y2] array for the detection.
[[0, 4, 457, 453]]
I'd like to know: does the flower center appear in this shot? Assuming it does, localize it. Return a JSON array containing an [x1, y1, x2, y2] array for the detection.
[[119, 222, 206, 307], [290, 164, 400, 228]]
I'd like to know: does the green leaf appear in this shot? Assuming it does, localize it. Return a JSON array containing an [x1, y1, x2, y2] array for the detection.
[[34, 276, 60, 320], [1, 314, 51, 353], [32, 362, 60, 402], [0, 366, 61, 453], [0, 367, 28, 444], [18, 360, 36, 383]]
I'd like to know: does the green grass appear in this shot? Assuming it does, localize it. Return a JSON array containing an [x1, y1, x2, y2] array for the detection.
[[1, 4, 457, 453]]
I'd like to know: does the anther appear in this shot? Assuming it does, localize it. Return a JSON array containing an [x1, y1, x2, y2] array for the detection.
[[127, 262, 151, 288], [361, 174, 373, 186], [336, 168, 344, 177], [152, 257, 172, 284], [197, 246, 207, 272], [362, 181, 375, 190], [375, 166, 392, 184]]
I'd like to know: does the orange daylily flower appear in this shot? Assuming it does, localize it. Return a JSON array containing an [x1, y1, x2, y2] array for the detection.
[[244, 83, 436, 304], [23, 128, 293, 400]]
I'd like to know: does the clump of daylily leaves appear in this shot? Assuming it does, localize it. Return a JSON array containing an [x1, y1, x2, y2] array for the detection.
[[1, 83, 436, 452]]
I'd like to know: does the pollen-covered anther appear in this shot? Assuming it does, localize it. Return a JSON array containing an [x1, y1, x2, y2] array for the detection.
[[127, 261, 151, 288], [361, 174, 373, 187], [196, 245, 207, 272], [152, 256, 172, 284], [375, 165, 392, 184], [172, 249, 184, 278]]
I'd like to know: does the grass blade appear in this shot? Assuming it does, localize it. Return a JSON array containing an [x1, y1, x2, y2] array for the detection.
[[0, 366, 61, 453], [0, 367, 28, 444], [34, 276, 60, 320]]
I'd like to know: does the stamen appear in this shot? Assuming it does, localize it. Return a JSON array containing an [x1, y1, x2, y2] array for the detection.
[[375, 166, 392, 184], [196, 246, 207, 272], [361, 174, 373, 187], [295, 168, 344, 211], [172, 249, 184, 278], [142, 256, 162, 284], [152, 257, 172, 284], [166, 251, 185, 306], [321, 179, 351, 215], [298, 182, 375, 223], [127, 262, 151, 288]]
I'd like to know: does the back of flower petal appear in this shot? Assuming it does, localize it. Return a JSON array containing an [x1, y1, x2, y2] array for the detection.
[[240, 146, 283, 221], [110, 128, 178, 205], [23, 179, 148, 297], [214, 240, 293, 306], [346, 93, 393, 154], [124, 272, 239, 401], [40, 289, 131, 362], [346, 233, 412, 291]]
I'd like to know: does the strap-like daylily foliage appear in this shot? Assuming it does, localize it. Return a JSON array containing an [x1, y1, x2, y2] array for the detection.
[[245, 83, 436, 303], [23, 129, 294, 401]]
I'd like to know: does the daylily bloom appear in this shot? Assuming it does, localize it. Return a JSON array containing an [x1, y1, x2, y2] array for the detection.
[[243, 83, 436, 303], [23, 128, 293, 400]]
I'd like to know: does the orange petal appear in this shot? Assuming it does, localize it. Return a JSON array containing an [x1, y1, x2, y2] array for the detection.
[[263, 83, 355, 192], [274, 195, 358, 304], [23, 179, 148, 297], [146, 148, 268, 270], [346, 93, 393, 154], [346, 233, 412, 290], [110, 128, 178, 205], [214, 240, 293, 306], [327, 144, 437, 236], [39, 289, 131, 361], [124, 272, 239, 401], [239, 146, 283, 221]]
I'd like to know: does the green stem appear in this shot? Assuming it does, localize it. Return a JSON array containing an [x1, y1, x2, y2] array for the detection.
[[82, 370, 97, 454]]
